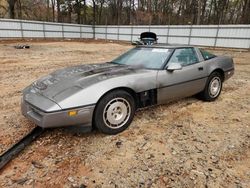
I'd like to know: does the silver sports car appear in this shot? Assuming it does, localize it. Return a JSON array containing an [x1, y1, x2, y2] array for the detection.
[[22, 45, 234, 134]]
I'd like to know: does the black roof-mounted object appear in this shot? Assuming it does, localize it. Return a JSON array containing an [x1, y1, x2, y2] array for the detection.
[[132, 32, 158, 46], [140, 32, 157, 41]]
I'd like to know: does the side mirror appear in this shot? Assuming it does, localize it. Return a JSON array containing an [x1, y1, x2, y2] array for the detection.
[[166, 63, 182, 71]]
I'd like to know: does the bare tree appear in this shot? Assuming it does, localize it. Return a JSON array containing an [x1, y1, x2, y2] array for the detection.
[[2, 0, 250, 25]]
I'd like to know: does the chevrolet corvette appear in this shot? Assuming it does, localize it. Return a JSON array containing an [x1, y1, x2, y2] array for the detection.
[[22, 45, 234, 134]]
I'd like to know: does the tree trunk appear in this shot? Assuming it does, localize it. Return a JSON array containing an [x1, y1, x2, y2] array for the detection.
[[229, 0, 239, 24], [132, 0, 135, 24], [177, 0, 183, 24], [16, 0, 22, 19], [92, 0, 96, 25], [83, 0, 87, 24], [201, 0, 207, 24], [207, 0, 213, 24], [98, 0, 104, 24], [221, 0, 229, 24], [46, 0, 50, 21], [241, 0, 250, 23], [68, 1, 72, 23], [56, 0, 61, 22], [197, 0, 202, 25], [8, 0, 16, 19], [75, 0, 80, 24], [51, 0, 55, 22]]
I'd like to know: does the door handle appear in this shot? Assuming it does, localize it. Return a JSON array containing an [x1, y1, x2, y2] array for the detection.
[[198, 67, 203, 71]]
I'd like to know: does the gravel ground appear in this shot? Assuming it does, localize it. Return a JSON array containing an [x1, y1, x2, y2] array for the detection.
[[0, 40, 249, 188]]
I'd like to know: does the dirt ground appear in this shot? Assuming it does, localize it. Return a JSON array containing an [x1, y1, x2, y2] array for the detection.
[[0, 40, 249, 188]]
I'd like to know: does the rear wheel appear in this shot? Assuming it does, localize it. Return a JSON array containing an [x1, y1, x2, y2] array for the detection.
[[200, 72, 223, 101], [94, 90, 135, 135]]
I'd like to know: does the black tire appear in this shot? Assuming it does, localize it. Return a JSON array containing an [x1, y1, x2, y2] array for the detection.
[[94, 90, 136, 135], [200, 72, 223, 101]]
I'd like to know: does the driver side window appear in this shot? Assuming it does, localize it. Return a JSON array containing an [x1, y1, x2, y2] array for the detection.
[[168, 48, 199, 67]]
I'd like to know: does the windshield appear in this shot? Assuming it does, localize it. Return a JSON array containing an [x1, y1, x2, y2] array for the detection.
[[111, 47, 173, 69]]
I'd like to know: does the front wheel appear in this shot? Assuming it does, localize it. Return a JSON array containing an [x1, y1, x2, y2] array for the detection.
[[200, 72, 223, 101], [94, 90, 136, 135]]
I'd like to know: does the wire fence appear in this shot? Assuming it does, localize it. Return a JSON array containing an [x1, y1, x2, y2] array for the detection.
[[0, 18, 250, 49]]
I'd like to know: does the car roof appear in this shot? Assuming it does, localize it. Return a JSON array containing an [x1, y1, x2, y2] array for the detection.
[[136, 44, 196, 49]]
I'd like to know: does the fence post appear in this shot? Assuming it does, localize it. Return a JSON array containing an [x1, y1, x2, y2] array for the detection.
[[43, 22, 46, 39], [131, 25, 133, 42], [166, 25, 170, 44], [105, 25, 107, 41], [92, 23, 95, 39], [62, 23, 64, 39], [214, 25, 220, 48], [249, 39, 250, 50], [117, 25, 120, 41], [20, 20, 24, 39], [247, 37, 250, 50], [188, 24, 192, 45], [80, 25, 82, 39], [105, 14, 108, 41]]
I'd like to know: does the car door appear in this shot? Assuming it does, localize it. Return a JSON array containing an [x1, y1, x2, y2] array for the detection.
[[157, 47, 207, 104]]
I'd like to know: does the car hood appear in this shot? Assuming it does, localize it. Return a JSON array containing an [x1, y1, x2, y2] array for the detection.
[[29, 63, 142, 102]]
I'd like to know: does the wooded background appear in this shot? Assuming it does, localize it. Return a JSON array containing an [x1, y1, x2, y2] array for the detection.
[[0, 0, 249, 25]]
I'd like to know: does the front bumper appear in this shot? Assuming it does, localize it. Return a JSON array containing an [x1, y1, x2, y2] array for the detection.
[[21, 98, 95, 129]]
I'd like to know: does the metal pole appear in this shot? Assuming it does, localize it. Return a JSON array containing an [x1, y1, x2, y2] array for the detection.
[[62, 23, 64, 39], [117, 25, 120, 41], [167, 16, 171, 44], [131, 25, 133, 42], [214, 24, 220, 48], [188, 24, 192, 45], [92, 24, 95, 39], [20, 20, 24, 39], [249, 39, 250, 50], [105, 25, 107, 41], [80, 25, 82, 39], [43, 22, 46, 39], [166, 25, 169, 44], [105, 15, 108, 41]]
